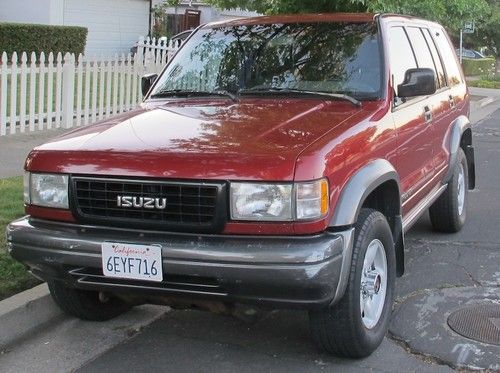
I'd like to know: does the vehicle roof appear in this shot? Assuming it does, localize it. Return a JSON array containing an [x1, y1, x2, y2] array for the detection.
[[205, 13, 377, 28], [204, 12, 441, 28]]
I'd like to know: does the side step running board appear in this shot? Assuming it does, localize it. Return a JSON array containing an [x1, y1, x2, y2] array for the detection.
[[402, 184, 447, 233]]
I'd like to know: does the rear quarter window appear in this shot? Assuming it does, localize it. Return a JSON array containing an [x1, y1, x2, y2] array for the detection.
[[422, 29, 447, 88], [431, 28, 463, 86], [406, 27, 439, 86]]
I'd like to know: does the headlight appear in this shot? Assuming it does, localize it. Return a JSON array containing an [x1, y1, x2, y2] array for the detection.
[[230, 183, 293, 221], [230, 179, 329, 222], [28, 173, 69, 209]]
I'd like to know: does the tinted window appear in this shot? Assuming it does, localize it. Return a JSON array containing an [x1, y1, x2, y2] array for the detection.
[[151, 22, 383, 99], [423, 29, 446, 88], [432, 28, 463, 86], [388, 27, 417, 99], [406, 27, 438, 87]]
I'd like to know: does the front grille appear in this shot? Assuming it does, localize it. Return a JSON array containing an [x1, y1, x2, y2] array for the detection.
[[71, 177, 226, 233]]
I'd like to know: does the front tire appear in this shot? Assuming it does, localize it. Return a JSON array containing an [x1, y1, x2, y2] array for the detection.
[[309, 208, 396, 358], [429, 148, 468, 233], [48, 281, 131, 321]]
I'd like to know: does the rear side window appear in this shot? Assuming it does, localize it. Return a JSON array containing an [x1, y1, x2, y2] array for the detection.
[[406, 27, 435, 70], [406, 27, 442, 88], [388, 27, 417, 97], [422, 29, 446, 88], [432, 28, 463, 86]]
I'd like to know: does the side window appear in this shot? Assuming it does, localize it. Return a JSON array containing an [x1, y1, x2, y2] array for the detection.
[[432, 27, 463, 86], [406, 27, 440, 88], [388, 27, 417, 100], [406, 27, 435, 69], [422, 28, 447, 88]]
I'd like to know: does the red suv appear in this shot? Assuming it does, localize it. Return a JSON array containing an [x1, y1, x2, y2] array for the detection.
[[7, 13, 474, 357]]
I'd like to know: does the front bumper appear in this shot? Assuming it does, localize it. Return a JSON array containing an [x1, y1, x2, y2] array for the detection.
[[6, 217, 351, 308]]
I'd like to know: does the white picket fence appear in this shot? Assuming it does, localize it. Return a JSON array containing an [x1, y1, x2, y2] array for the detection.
[[135, 36, 181, 60], [0, 38, 180, 136]]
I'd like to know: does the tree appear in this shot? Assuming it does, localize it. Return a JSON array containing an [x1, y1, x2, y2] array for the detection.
[[367, 0, 490, 31], [205, 0, 497, 54], [204, 0, 366, 14], [151, 0, 182, 38], [462, 0, 499, 55]]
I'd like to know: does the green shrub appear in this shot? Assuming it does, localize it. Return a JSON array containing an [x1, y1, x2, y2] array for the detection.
[[0, 23, 88, 57], [461, 58, 496, 76], [480, 73, 500, 82]]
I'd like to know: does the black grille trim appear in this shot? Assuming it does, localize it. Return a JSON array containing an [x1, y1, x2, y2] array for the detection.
[[70, 176, 227, 233], [68, 267, 227, 296]]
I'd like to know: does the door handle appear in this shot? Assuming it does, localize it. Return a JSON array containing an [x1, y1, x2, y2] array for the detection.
[[449, 95, 456, 109], [423, 105, 432, 123]]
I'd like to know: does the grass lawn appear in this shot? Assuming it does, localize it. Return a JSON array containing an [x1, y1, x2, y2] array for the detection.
[[0, 177, 41, 301], [468, 74, 500, 89], [468, 79, 500, 89]]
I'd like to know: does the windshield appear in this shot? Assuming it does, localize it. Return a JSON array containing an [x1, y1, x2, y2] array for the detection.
[[150, 22, 382, 100]]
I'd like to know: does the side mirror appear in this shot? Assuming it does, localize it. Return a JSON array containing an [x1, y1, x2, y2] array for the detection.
[[397, 68, 436, 98], [141, 73, 158, 97]]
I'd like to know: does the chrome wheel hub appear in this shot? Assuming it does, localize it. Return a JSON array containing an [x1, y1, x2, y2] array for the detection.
[[360, 239, 387, 329], [457, 163, 466, 216]]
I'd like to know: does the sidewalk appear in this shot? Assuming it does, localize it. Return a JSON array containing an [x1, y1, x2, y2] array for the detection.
[[0, 129, 66, 178], [469, 86, 500, 98]]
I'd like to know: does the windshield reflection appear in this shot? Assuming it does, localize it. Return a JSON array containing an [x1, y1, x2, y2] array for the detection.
[[151, 22, 382, 100]]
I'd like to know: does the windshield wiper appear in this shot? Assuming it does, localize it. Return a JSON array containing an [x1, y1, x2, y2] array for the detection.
[[239, 87, 361, 107], [150, 89, 238, 102]]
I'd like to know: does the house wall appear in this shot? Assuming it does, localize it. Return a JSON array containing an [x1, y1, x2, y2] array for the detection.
[[63, 0, 150, 56], [0, 0, 52, 24], [217, 9, 261, 20], [0, 0, 150, 56]]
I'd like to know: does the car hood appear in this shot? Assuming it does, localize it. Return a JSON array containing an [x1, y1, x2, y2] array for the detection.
[[27, 99, 365, 181]]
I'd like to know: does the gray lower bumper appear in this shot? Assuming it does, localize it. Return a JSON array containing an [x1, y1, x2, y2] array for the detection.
[[6, 217, 351, 308]]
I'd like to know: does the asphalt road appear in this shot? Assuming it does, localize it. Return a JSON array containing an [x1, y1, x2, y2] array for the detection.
[[75, 105, 500, 372]]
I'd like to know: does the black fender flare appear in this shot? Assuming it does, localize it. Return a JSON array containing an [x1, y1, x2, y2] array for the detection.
[[329, 159, 401, 228], [443, 115, 474, 187], [329, 159, 403, 304]]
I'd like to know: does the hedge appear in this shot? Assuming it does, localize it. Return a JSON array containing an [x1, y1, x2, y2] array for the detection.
[[461, 58, 496, 76], [468, 79, 500, 89], [0, 23, 88, 57]]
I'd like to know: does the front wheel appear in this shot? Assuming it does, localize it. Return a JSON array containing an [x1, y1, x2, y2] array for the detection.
[[309, 208, 396, 358], [48, 281, 131, 321]]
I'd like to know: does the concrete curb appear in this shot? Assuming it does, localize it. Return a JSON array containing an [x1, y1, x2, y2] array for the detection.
[[0, 283, 62, 349]]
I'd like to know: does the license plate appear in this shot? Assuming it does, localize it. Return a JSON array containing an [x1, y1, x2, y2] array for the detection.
[[102, 242, 163, 282]]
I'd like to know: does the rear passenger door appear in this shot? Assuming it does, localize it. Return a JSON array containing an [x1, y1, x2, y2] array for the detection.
[[389, 26, 435, 214], [405, 27, 450, 177], [430, 27, 468, 175]]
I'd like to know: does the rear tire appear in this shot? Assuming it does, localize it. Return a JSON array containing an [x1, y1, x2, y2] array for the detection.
[[429, 148, 468, 233], [48, 281, 131, 321], [309, 208, 396, 358]]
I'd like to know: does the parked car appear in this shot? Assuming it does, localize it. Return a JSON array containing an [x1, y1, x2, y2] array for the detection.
[[8, 13, 474, 358], [456, 48, 486, 59], [170, 29, 193, 44]]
